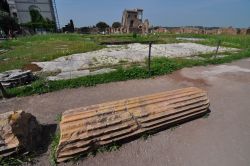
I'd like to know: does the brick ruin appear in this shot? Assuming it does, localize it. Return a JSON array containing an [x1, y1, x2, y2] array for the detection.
[[109, 9, 149, 34], [152, 27, 250, 35]]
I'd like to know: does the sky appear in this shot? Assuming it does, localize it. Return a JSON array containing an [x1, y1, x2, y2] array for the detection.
[[55, 0, 250, 28]]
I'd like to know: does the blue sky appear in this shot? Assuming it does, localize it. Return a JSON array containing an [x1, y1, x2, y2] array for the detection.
[[56, 0, 250, 28]]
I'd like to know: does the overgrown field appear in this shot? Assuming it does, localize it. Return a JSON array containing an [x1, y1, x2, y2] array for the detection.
[[1, 33, 250, 97], [178, 33, 250, 49], [0, 34, 104, 72], [1, 33, 250, 72]]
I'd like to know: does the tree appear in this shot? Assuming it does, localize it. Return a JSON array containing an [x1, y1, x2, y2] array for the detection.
[[22, 9, 56, 32], [0, 0, 10, 13], [0, 15, 19, 34], [96, 21, 109, 32], [41, 18, 56, 31], [80, 27, 91, 34], [112, 22, 121, 28], [30, 9, 44, 23]]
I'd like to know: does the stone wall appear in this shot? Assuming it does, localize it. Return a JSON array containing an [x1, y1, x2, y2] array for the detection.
[[166, 27, 249, 35], [152, 27, 169, 33]]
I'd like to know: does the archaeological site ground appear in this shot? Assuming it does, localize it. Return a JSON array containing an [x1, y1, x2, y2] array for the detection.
[[1, 1, 250, 166], [0, 32, 250, 166]]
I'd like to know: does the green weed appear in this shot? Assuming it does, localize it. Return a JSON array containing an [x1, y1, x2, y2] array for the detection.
[[0, 34, 104, 72], [0, 153, 36, 166], [50, 133, 60, 166]]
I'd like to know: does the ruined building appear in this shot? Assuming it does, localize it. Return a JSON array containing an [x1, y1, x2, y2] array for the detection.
[[6, 0, 59, 28], [121, 9, 149, 34], [164, 26, 250, 35], [109, 9, 149, 34]]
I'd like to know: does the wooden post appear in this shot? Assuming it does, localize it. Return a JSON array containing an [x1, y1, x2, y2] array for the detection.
[[215, 40, 221, 57]]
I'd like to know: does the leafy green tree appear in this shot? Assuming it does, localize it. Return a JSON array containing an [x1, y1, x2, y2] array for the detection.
[[30, 9, 44, 23], [80, 27, 91, 34], [44, 18, 56, 31], [112, 22, 121, 28], [0, 15, 19, 34], [96, 21, 109, 32], [23, 9, 55, 32]]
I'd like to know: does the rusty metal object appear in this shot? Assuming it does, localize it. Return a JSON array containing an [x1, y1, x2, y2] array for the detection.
[[0, 111, 41, 157], [56, 87, 210, 162]]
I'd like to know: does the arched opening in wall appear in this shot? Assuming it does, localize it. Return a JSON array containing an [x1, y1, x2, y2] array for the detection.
[[130, 20, 134, 27]]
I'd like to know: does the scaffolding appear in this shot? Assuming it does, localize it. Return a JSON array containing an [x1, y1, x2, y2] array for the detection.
[[52, 0, 60, 31]]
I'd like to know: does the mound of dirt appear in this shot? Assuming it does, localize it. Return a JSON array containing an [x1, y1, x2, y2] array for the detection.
[[22, 64, 42, 72]]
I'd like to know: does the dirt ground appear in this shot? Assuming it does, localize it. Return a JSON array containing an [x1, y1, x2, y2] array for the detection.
[[0, 58, 250, 166]]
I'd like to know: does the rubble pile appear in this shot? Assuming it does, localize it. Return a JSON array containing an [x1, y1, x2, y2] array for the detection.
[[0, 70, 34, 88], [0, 111, 42, 157]]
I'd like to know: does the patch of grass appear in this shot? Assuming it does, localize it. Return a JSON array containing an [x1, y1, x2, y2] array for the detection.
[[55, 113, 62, 122], [2, 33, 248, 73], [96, 143, 121, 154], [170, 125, 180, 131], [141, 132, 152, 140], [0, 34, 104, 72], [68, 143, 121, 164], [0, 153, 36, 166], [203, 112, 210, 119], [91, 33, 178, 45], [5, 47, 250, 97], [196, 52, 232, 59], [50, 133, 60, 166], [176, 33, 250, 49]]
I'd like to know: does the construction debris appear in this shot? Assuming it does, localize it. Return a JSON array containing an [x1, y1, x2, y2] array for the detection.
[[0, 70, 35, 88], [56, 87, 210, 162], [0, 111, 42, 157]]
